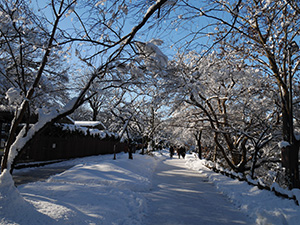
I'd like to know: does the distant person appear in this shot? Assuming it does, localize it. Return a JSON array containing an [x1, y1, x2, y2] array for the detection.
[[169, 146, 174, 158], [181, 146, 186, 159], [178, 146, 186, 159]]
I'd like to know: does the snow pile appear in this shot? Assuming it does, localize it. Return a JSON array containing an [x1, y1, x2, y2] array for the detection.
[[48, 156, 155, 192], [0, 170, 55, 225], [0, 153, 159, 225], [185, 155, 300, 225]]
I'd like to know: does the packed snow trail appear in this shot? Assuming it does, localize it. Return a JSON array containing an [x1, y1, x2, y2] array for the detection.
[[142, 157, 253, 225]]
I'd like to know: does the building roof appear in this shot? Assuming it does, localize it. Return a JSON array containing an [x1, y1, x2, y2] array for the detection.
[[74, 121, 106, 130]]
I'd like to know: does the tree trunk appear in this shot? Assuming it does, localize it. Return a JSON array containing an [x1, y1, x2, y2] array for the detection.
[[0, 122, 2, 149], [195, 131, 202, 159], [113, 144, 117, 160], [250, 146, 259, 179], [288, 142, 300, 188], [197, 139, 202, 159], [281, 85, 299, 188], [141, 137, 147, 155], [213, 146, 218, 162], [281, 91, 291, 142], [128, 147, 133, 159], [92, 109, 98, 121], [141, 146, 145, 155]]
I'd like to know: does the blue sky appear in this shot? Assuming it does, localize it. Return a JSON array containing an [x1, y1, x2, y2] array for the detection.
[[30, 0, 220, 69]]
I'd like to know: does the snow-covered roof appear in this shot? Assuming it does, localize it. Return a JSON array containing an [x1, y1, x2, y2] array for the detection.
[[74, 121, 106, 130], [0, 105, 15, 112], [278, 141, 290, 148]]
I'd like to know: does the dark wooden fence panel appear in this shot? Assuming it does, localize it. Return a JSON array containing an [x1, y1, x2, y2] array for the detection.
[[16, 125, 127, 163]]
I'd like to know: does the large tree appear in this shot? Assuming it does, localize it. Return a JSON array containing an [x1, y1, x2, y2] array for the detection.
[[165, 0, 300, 188], [1, 0, 169, 175]]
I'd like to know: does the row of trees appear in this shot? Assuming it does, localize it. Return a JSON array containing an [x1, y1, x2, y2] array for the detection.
[[174, 0, 300, 188], [1, 0, 300, 189]]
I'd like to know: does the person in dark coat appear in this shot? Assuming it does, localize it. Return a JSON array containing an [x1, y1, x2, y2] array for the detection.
[[178, 146, 186, 159], [169, 146, 175, 158]]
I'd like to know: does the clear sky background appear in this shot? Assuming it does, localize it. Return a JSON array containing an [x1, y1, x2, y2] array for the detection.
[[27, 0, 234, 93], [32, 0, 219, 63]]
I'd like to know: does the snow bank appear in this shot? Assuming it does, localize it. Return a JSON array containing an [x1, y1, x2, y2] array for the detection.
[[0, 170, 56, 224], [47, 154, 156, 191], [185, 155, 300, 225], [1, 153, 159, 225]]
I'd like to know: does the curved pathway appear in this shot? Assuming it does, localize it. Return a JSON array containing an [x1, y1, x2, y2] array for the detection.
[[142, 157, 253, 225]]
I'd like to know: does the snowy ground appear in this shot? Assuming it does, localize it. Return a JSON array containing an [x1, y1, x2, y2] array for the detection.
[[0, 150, 300, 224]]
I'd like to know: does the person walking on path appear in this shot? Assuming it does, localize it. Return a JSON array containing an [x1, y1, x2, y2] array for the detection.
[[177, 146, 186, 159], [142, 157, 253, 225], [169, 146, 175, 158]]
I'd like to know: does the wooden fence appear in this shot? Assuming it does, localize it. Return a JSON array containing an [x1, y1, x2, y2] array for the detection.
[[16, 124, 127, 163]]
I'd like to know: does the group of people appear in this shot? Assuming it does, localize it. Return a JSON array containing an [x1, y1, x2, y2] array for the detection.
[[169, 145, 186, 159]]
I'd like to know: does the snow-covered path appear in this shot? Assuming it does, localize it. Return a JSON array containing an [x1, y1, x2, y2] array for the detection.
[[142, 157, 253, 225], [3, 152, 300, 224]]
